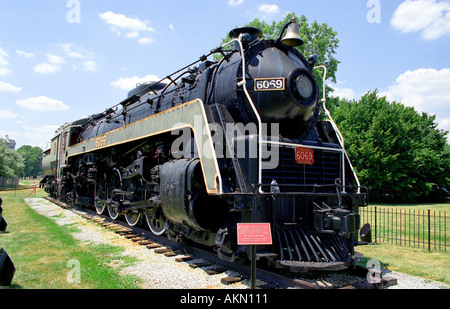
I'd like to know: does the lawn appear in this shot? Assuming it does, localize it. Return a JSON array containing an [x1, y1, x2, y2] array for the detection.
[[2, 184, 449, 288], [356, 243, 449, 284], [360, 202, 449, 252], [357, 200, 450, 285], [0, 186, 141, 289]]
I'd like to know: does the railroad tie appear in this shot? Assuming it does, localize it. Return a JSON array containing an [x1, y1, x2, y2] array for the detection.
[[221, 277, 243, 285], [175, 256, 192, 263], [189, 260, 212, 269], [116, 230, 132, 236], [131, 237, 146, 242], [146, 244, 163, 249], [164, 251, 177, 257], [204, 266, 228, 276], [138, 240, 154, 246], [154, 248, 173, 254], [124, 234, 139, 239]]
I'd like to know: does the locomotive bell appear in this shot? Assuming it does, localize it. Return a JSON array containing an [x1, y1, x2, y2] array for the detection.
[[281, 20, 304, 47]]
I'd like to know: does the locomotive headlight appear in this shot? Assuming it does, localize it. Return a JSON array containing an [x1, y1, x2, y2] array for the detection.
[[288, 69, 317, 107], [296, 74, 314, 99]]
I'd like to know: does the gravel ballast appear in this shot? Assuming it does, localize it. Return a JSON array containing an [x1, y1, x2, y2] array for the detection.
[[25, 198, 253, 289], [25, 198, 449, 289]]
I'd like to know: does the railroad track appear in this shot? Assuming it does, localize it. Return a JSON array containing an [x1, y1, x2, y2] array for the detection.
[[43, 196, 397, 289]]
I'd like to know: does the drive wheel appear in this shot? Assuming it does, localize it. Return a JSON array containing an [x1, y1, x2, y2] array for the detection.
[[125, 212, 141, 227], [145, 207, 167, 236], [94, 174, 107, 215], [107, 169, 122, 220]]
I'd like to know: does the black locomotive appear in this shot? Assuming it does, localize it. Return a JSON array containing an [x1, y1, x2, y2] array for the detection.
[[41, 18, 368, 272]]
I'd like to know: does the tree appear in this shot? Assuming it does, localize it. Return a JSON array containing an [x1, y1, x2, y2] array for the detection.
[[17, 145, 43, 178], [220, 13, 340, 97], [332, 91, 450, 203], [409, 113, 450, 202], [0, 138, 24, 178]]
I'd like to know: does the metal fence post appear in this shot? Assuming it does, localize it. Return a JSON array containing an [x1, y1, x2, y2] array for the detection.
[[374, 206, 377, 243], [428, 209, 431, 252]]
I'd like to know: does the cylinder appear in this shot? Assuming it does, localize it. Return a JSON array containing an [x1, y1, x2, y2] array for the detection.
[[159, 159, 228, 231]]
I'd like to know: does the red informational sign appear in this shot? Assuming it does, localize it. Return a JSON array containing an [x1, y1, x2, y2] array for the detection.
[[237, 223, 272, 245], [295, 147, 314, 165]]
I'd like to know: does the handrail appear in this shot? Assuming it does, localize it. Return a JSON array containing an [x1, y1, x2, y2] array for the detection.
[[314, 65, 361, 193], [221, 37, 264, 193], [314, 65, 344, 147]]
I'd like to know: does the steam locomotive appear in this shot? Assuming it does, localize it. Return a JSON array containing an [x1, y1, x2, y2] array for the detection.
[[41, 19, 368, 272]]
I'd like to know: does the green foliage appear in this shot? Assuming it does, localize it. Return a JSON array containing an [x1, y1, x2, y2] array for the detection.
[[0, 138, 24, 178], [17, 145, 44, 178], [332, 91, 450, 203], [218, 12, 340, 96]]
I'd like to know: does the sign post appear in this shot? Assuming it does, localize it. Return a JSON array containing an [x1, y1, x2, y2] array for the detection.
[[237, 223, 272, 289]]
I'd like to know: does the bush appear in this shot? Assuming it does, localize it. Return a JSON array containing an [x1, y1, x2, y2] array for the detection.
[[332, 91, 450, 203]]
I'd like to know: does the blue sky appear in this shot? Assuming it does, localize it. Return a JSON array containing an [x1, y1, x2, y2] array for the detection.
[[0, 0, 449, 149]]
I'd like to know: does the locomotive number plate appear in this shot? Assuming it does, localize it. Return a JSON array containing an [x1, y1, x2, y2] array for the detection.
[[295, 147, 314, 165], [254, 78, 285, 91]]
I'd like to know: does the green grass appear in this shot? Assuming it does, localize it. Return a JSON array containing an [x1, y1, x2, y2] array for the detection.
[[356, 243, 449, 285], [357, 200, 450, 285], [371, 201, 450, 211], [2, 185, 449, 288], [0, 187, 141, 289], [360, 201, 450, 251]]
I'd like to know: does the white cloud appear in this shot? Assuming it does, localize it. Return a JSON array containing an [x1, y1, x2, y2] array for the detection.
[[99, 11, 155, 32], [59, 43, 85, 59], [47, 54, 65, 65], [169, 24, 176, 32], [258, 4, 280, 15], [33, 63, 61, 74], [0, 47, 11, 76], [228, 0, 244, 6], [391, 0, 450, 40], [16, 96, 69, 112], [33, 54, 66, 74], [99, 11, 156, 44], [21, 124, 60, 149], [16, 50, 35, 58], [383, 68, 450, 132], [328, 81, 360, 101], [2, 124, 59, 149], [110, 74, 160, 90], [59, 43, 98, 72], [138, 37, 156, 44], [0, 109, 19, 119], [0, 47, 8, 67], [330, 86, 358, 101], [0, 67, 11, 76], [126, 31, 139, 39], [0, 81, 21, 92], [83, 61, 97, 72]]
